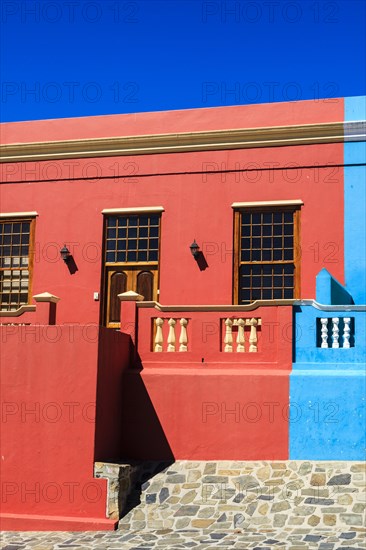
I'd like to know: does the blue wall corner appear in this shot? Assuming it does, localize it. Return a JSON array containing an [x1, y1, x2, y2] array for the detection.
[[290, 371, 366, 460], [345, 95, 366, 120], [344, 97, 366, 304], [316, 268, 354, 305]]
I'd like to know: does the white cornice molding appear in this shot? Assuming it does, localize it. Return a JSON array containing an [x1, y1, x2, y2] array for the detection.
[[232, 200, 303, 208], [1, 121, 365, 163], [101, 207, 164, 214], [0, 211, 38, 218]]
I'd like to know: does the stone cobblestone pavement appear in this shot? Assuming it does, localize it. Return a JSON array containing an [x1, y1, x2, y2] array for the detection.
[[3, 461, 365, 549], [1, 527, 366, 549]]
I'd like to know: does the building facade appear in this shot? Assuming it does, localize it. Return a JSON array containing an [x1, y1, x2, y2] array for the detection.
[[0, 97, 365, 529]]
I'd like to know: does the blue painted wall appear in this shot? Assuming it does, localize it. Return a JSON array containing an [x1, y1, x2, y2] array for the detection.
[[316, 268, 354, 305], [344, 96, 366, 304], [290, 304, 365, 458], [292, 305, 366, 368], [290, 371, 365, 460], [290, 98, 366, 459]]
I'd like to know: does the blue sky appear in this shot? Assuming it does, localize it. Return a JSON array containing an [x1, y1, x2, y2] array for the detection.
[[1, 0, 365, 122]]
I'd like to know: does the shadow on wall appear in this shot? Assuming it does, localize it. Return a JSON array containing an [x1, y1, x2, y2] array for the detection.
[[120, 366, 175, 462], [316, 268, 354, 305], [94, 331, 174, 462], [121, 460, 174, 522], [94, 332, 174, 520]]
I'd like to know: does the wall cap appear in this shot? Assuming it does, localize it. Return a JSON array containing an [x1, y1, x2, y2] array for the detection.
[[33, 292, 60, 303], [0, 305, 36, 317], [294, 299, 366, 311], [137, 299, 296, 312], [118, 291, 144, 302]]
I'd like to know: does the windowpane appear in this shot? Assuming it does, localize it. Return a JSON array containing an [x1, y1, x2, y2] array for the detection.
[[105, 214, 160, 263], [128, 227, 138, 238], [137, 251, 148, 262], [239, 263, 295, 304], [273, 250, 283, 261], [127, 251, 137, 262], [238, 208, 298, 303], [0, 219, 33, 311]]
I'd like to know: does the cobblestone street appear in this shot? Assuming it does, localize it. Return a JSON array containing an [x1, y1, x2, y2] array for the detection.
[[1, 527, 366, 549], [2, 460, 365, 549]]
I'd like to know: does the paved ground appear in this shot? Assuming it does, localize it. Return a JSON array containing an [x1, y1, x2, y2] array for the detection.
[[1, 527, 366, 549]]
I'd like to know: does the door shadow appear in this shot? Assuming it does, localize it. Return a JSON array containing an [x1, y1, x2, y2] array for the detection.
[[95, 333, 175, 520], [121, 460, 174, 519]]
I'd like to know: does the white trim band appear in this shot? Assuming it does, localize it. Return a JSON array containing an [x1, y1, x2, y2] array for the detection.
[[102, 207, 164, 214], [231, 200, 303, 208], [0, 211, 38, 218]]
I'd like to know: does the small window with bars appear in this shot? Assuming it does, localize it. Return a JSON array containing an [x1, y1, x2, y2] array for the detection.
[[105, 214, 160, 264], [234, 207, 300, 304], [0, 218, 35, 311]]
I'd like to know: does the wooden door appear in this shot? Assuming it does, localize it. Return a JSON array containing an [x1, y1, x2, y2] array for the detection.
[[101, 212, 161, 327], [105, 266, 157, 328]]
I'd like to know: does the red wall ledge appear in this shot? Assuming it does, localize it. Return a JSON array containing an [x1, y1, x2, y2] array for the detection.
[[0, 513, 117, 532]]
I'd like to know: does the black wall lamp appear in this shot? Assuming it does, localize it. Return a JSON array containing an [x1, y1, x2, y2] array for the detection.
[[189, 239, 200, 259], [60, 245, 71, 263]]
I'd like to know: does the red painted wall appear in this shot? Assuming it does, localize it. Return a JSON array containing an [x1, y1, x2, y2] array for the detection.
[[0, 99, 346, 525], [119, 305, 292, 460], [121, 368, 290, 460], [1, 143, 344, 323], [1, 99, 345, 326], [0, 325, 129, 530]]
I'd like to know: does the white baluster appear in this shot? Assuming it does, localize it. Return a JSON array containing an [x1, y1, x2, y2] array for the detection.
[[154, 318, 164, 352], [224, 318, 233, 352], [249, 318, 258, 352], [167, 318, 176, 352], [236, 318, 245, 352], [179, 318, 188, 352], [332, 317, 340, 348], [320, 318, 329, 348], [343, 317, 351, 349]]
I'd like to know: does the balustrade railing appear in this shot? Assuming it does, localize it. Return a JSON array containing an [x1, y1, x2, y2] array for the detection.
[[154, 317, 189, 352], [223, 318, 261, 353], [152, 316, 262, 353], [118, 297, 293, 366], [319, 317, 353, 348]]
